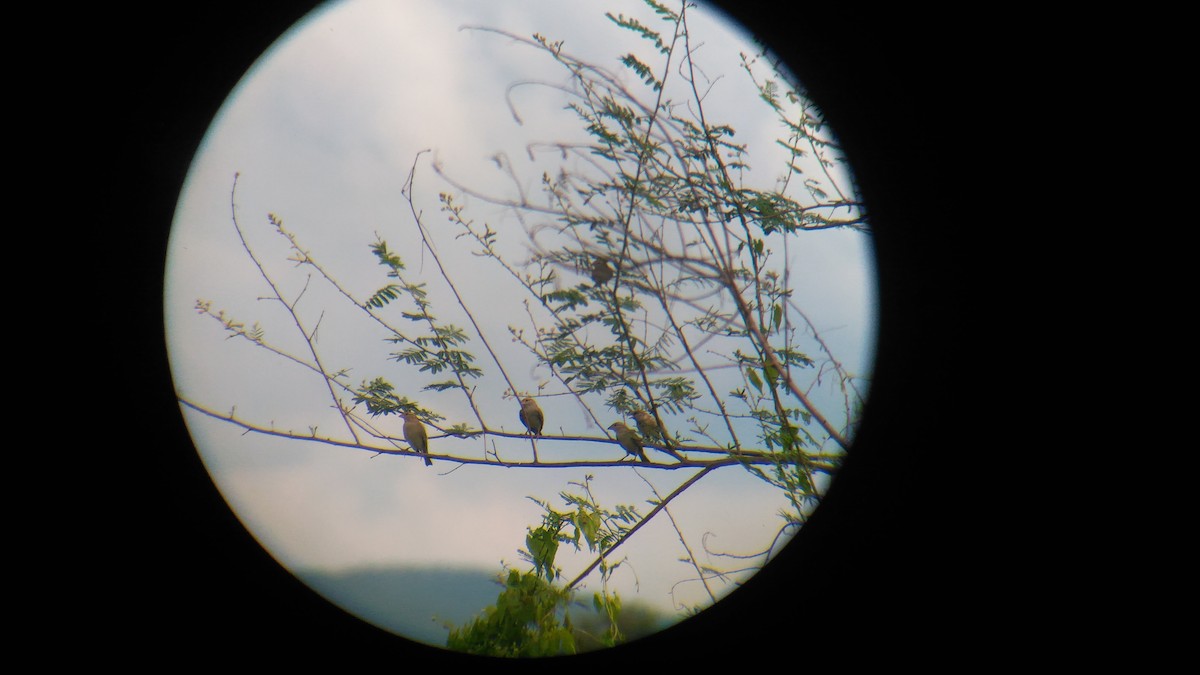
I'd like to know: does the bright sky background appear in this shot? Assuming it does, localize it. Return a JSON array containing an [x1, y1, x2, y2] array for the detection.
[[164, 0, 877, 643]]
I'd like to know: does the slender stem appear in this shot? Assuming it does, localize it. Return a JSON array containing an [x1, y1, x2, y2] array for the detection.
[[178, 398, 839, 472], [638, 473, 718, 605], [565, 465, 716, 591], [401, 152, 535, 460], [228, 174, 361, 444]]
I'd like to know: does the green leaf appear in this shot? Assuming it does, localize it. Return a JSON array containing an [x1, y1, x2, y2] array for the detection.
[[763, 364, 778, 385], [747, 367, 763, 393], [618, 53, 663, 90], [526, 526, 560, 582], [574, 510, 601, 552], [363, 284, 402, 309]]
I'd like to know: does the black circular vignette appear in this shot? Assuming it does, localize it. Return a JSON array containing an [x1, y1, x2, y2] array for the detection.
[[89, 0, 1005, 665]]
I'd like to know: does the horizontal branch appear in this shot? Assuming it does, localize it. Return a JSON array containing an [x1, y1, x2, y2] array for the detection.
[[178, 398, 839, 473]]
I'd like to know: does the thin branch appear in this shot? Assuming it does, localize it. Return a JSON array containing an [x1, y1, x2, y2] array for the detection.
[[638, 473, 718, 605], [401, 151, 533, 460], [178, 398, 837, 472], [565, 464, 717, 592], [228, 174, 361, 444]]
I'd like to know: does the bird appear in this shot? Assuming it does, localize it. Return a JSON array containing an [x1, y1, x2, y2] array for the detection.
[[590, 256, 613, 285], [632, 410, 683, 461], [608, 422, 648, 463], [518, 397, 544, 436], [401, 412, 432, 467]]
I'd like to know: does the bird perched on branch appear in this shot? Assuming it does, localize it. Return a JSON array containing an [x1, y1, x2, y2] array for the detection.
[[590, 256, 614, 285], [519, 397, 544, 437], [608, 422, 648, 463], [401, 412, 432, 467], [633, 410, 683, 461]]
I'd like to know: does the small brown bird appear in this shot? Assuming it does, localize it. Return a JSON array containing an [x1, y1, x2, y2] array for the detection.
[[633, 410, 683, 461], [519, 397, 544, 436], [401, 412, 432, 467], [608, 422, 648, 463], [632, 410, 663, 443], [590, 256, 614, 285]]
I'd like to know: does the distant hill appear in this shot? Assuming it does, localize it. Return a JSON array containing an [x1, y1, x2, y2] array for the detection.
[[294, 564, 676, 650], [296, 565, 503, 646]]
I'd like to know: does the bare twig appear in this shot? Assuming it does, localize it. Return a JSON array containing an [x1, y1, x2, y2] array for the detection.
[[565, 465, 717, 592], [401, 151, 534, 460], [638, 473, 718, 605], [228, 174, 362, 444]]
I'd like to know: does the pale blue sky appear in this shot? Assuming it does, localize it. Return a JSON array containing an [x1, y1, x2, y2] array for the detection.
[[164, 0, 876, 644]]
